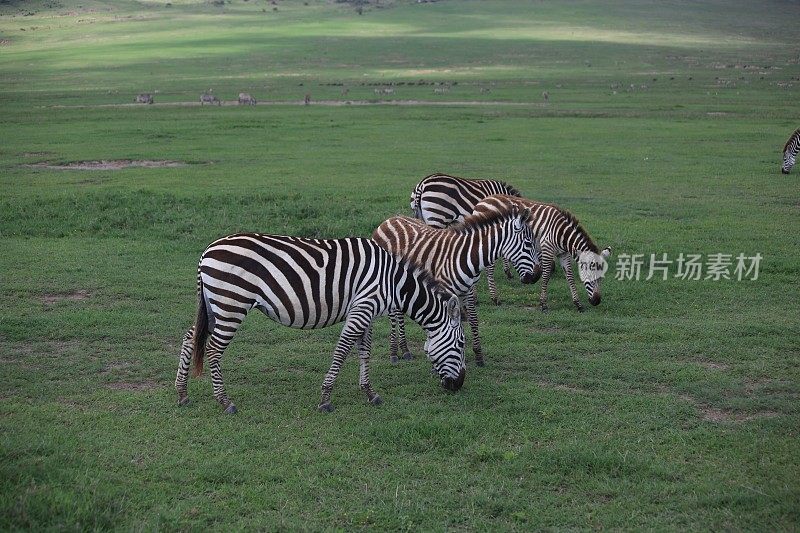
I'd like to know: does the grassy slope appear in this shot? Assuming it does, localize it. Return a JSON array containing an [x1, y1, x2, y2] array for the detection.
[[1, 0, 799, 530]]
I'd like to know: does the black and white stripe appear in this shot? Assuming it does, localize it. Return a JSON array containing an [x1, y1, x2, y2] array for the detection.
[[473, 196, 611, 312], [373, 197, 537, 366], [175, 234, 466, 413], [782, 128, 799, 174], [410, 173, 541, 303]]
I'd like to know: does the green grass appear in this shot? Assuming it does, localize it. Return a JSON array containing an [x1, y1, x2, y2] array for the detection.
[[1, 0, 799, 530]]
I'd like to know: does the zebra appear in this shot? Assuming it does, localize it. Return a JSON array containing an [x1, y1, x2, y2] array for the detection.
[[409, 173, 542, 303], [472, 195, 611, 312], [238, 92, 257, 105], [782, 128, 799, 174], [134, 93, 153, 104], [174, 234, 466, 414], [200, 93, 221, 106], [372, 197, 537, 367]]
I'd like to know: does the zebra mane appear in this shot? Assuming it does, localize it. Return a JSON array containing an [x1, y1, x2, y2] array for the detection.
[[397, 254, 445, 294], [783, 128, 800, 153], [499, 181, 522, 197], [449, 200, 519, 234], [554, 206, 599, 253]]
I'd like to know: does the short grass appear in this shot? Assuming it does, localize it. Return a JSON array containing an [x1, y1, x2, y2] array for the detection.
[[1, 0, 799, 530]]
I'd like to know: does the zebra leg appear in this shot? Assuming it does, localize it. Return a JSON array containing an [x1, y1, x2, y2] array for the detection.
[[539, 252, 556, 312], [560, 255, 583, 312], [174, 326, 195, 406], [486, 263, 500, 305], [389, 310, 413, 363], [466, 286, 484, 366], [205, 332, 241, 414], [502, 257, 514, 279], [319, 313, 367, 412], [357, 324, 382, 405]]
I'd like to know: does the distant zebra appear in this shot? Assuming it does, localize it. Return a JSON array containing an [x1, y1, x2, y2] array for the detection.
[[134, 93, 153, 104], [410, 173, 541, 303], [782, 128, 799, 174], [473, 196, 611, 312], [373, 197, 537, 366], [175, 234, 465, 413], [238, 92, 256, 105], [200, 93, 221, 106]]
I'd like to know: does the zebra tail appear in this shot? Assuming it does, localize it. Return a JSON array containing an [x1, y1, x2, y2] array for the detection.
[[191, 280, 210, 377], [412, 189, 423, 219]]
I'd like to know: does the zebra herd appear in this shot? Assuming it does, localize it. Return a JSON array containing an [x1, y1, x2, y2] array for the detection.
[[174, 173, 609, 413]]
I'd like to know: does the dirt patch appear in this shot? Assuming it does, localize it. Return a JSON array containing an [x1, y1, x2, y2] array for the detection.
[[695, 361, 730, 371], [26, 159, 187, 170], [40, 290, 91, 305], [678, 393, 778, 423], [106, 380, 159, 391], [537, 381, 588, 394], [0, 39, 11, 46]]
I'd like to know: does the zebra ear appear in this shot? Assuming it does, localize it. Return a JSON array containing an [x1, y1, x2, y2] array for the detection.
[[447, 295, 461, 325], [601, 247, 612, 259]]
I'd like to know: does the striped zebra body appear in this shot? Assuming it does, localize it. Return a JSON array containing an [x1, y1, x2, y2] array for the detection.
[[175, 234, 465, 413], [372, 198, 536, 366], [410, 173, 541, 303], [782, 128, 799, 174], [473, 195, 611, 312]]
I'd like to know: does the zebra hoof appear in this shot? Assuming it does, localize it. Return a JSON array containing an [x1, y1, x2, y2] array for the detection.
[[177, 396, 190, 407], [576, 305, 585, 313], [475, 360, 486, 367], [491, 299, 500, 306], [370, 395, 383, 406], [223, 404, 237, 415], [390, 355, 400, 364], [318, 402, 334, 413], [541, 305, 549, 313], [402, 351, 413, 361]]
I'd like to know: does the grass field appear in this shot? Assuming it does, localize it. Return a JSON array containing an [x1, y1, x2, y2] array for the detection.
[[1, 0, 799, 530]]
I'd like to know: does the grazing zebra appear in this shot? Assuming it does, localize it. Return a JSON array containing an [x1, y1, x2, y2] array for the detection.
[[134, 93, 153, 104], [410, 173, 541, 303], [200, 93, 221, 106], [473, 195, 611, 312], [372, 197, 537, 366], [782, 128, 799, 174], [238, 92, 256, 105], [175, 234, 466, 414]]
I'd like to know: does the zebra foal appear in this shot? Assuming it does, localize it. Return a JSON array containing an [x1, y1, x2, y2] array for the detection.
[[409, 173, 542, 303], [175, 234, 466, 414], [782, 128, 799, 174], [372, 197, 537, 366], [472, 195, 611, 312]]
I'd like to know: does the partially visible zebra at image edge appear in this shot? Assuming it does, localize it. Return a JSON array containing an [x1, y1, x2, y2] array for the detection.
[[782, 128, 799, 174], [175, 234, 466, 414], [410, 173, 542, 303]]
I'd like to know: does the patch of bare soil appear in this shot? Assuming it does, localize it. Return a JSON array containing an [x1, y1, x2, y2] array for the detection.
[[678, 393, 778, 423], [537, 381, 588, 394], [106, 380, 159, 391], [27, 160, 187, 170], [0, 39, 11, 46], [40, 290, 91, 305], [695, 361, 730, 371]]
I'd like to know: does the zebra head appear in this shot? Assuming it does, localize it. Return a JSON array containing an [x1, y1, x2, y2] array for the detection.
[[503, 206, 540, 284], [578, 247, 612, 306], [425, 294, 466, 391]]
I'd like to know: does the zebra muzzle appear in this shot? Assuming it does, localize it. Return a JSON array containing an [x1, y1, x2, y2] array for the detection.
[[441, 367, 466, 392]]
